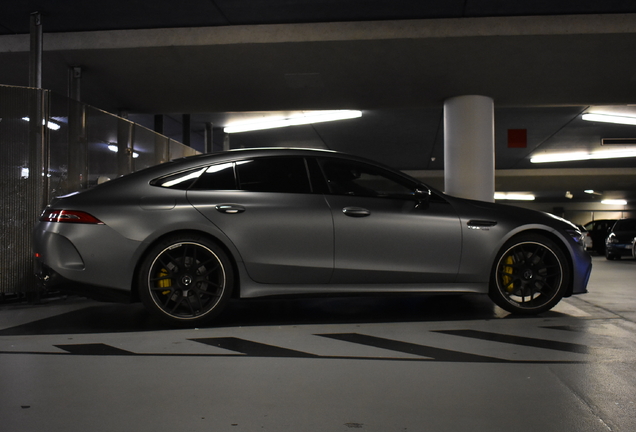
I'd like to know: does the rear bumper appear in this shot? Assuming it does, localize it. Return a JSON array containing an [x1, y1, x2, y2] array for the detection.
[[606, 243, 634, 257], [34, 259, 134, 303]]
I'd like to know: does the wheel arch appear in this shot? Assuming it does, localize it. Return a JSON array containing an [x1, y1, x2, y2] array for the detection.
[[495, 228, 575, 297], [130, 229, 242, 302]]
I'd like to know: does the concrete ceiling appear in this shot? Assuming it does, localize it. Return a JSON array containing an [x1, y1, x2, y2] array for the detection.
[[2, 1, 636, 204]]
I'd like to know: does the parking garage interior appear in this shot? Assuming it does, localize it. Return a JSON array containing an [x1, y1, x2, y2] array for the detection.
[[1, 2, 636, 431]]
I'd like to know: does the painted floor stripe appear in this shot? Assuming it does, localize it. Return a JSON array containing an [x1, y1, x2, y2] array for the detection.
[[54, 343, 135, 356], [433, 330, 590, 354], [317, 333, 509, 363], [191, 337, 319, 358]]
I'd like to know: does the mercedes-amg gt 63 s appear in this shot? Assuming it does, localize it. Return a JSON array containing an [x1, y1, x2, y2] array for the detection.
[[34, 148, 592, 326]]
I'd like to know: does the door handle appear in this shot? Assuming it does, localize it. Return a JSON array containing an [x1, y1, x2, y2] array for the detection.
[[215, 204, 246, 214], [342, 207, 371, 217], [467, 220, 497, 230]]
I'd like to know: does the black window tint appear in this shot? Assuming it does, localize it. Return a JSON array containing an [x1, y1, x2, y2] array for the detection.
[[151, 167, 206, 190], [320, 159, 414, 198], [615, 219, 636, 231], [307, 157, 329, 194], [190, 162, 236, 190], [236, 157, 311, 193]]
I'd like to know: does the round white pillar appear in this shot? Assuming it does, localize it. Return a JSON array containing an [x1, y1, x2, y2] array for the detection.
[[444, 95, 495, 202]]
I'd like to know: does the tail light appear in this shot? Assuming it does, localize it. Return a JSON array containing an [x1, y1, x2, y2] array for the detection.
[[40, 209, 103, 224]]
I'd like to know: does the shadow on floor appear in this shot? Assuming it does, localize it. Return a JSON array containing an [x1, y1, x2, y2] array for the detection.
[[0, 293, 560, 336]]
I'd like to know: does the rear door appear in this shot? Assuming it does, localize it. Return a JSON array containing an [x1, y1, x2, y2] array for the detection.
[[187, 156, 334, 284]]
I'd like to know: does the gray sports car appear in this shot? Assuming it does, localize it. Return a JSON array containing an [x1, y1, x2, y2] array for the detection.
[[33, 148, 592, 325]]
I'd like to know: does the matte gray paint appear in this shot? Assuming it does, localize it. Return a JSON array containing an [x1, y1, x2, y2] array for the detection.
[[33, 148, 591, 305]]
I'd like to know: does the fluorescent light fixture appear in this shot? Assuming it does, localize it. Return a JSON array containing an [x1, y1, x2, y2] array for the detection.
[[584, 190, 603, 196], [223, 110, 362, 133], [494, 192, 535, 201], [21, 117, 61, 130], [530, 148, 636, 163], [601, 199, 627, 205], [582, 113, 636, 126]]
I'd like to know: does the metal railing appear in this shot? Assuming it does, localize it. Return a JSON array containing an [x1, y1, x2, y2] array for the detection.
[[0, 84, 199, 295]]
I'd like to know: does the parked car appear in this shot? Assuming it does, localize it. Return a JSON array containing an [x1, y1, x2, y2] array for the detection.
[[583, 219, 617, 254], [605, 218, 636, 260], [33, 148, 592, 326]]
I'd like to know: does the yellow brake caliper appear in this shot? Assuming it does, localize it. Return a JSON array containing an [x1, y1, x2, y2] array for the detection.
[[503, 255, 515, 292], [157, 268, 172, 294]]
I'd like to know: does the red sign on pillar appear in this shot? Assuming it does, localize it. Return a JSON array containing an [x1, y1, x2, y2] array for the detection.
[[508, 129, 527, 148]]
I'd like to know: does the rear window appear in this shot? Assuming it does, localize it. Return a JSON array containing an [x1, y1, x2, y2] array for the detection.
[[614, 219, 636, 231]]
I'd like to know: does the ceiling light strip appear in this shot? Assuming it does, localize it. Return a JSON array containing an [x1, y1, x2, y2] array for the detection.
[[530, 149, 636, 163], [494, 192, 535, 201], [582, 113, 636, 126], [601, 199, 627, 205]]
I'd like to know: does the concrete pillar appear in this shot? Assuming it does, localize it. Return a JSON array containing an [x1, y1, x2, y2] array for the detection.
[[444, 95, 495, 202]]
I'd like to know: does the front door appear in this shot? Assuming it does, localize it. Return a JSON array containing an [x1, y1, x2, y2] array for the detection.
[[319, 158, 462, 284]]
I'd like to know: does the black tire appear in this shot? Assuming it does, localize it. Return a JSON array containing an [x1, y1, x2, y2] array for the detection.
[[489, 234, 570, 315], [605, 251, 619, 260], [138, 234, 234, 326]]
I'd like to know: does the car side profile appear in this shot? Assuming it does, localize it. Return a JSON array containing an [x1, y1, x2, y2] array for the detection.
[[33, 148, 592, 326]]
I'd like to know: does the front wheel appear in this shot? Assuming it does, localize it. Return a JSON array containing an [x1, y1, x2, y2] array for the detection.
[[138, 235, 234, 326], [605, 251, 620, 260], [489, 234, 570, 315]]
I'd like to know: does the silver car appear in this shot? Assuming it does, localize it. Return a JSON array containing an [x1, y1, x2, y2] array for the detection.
[[33, 148, 592, 325]]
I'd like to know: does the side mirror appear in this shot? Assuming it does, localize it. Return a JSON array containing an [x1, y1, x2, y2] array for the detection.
[[413, 186, 431, 209]]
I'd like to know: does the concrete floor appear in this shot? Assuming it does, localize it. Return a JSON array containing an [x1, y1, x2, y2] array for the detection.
[[1, 255, 635, 432]]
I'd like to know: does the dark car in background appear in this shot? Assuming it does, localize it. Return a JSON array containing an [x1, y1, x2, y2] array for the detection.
[[583, 219, 617, 254], [33, 148, 592, 326], [605, 218, 636, 260]]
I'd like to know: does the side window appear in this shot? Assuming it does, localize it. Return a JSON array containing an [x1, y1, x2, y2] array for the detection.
[[320, 159, 415, 198], [189, 162, 236, 190], [236, 157, 312, 194], [151, 167, 207, 190]]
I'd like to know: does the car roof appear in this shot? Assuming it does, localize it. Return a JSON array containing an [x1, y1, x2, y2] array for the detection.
[[90, 147, 417, 192]]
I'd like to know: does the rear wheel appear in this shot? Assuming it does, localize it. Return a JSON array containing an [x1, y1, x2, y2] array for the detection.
[[138, 235, 234, 326], [489, 234, 570, 315]]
